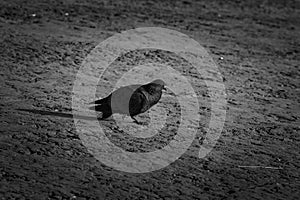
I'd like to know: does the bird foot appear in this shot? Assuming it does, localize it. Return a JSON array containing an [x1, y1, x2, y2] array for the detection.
[[131, 117, 147, 125], [133, 120, 148, 125]]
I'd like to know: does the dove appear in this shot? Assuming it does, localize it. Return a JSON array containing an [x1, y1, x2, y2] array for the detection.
[[89, 79, 166, 124]]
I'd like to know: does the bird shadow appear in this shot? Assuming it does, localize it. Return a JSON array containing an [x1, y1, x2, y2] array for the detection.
[[17, 108, 98, 121]]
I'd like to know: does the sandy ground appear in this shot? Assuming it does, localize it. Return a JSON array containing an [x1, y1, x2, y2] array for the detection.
[[0, 0, 299, 199]]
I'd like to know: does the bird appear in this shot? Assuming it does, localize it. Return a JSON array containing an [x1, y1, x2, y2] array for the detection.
[[89, 79, 166, 124]]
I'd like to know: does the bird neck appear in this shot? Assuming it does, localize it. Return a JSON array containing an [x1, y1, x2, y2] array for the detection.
[[148, 90, 162, 104]]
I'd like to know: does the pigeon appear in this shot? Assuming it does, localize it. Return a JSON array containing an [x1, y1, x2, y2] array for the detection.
[[89, 79, 166, 123]]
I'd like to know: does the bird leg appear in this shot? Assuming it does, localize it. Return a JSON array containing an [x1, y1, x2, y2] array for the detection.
[[131, 116, 141, 124], [131, 116, 148, 125]]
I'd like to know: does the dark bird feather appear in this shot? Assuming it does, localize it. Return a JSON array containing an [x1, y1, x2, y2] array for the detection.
[[89, 79, 166, 123]]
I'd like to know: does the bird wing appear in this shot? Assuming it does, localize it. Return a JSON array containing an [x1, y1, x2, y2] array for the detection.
[[110, 84, 142, 114], [90, 84, 148, 116]]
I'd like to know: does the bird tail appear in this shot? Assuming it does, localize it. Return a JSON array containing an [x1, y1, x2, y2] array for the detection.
[[89, 96, 110, 105], [89, 103, 110, 111], [89, 104, 112, 119]]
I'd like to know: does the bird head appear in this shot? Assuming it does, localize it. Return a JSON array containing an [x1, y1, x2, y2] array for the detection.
[[146, 79, 167, 94]]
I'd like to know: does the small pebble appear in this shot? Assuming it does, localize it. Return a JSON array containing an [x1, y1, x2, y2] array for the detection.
[[70, 195, 76, 199], [65, 13, 69, 16], [31, 14, 36, 17]]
